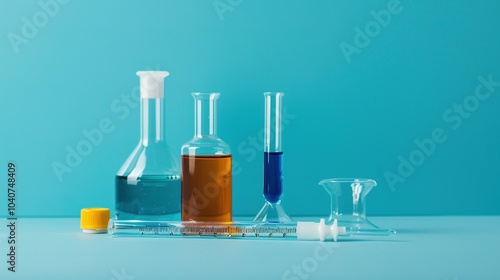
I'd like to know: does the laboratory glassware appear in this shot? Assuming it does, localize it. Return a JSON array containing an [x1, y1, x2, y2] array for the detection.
[[319, 178, 379, 229], [181, 92, 232, 222], [115, 71, 180, 220], [254, 92, 292, 223], [108, 218, 395, 241]]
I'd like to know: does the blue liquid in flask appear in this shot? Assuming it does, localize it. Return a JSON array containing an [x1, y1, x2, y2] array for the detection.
[[115, 175, 181, 220], [263, 151, 283, 203]]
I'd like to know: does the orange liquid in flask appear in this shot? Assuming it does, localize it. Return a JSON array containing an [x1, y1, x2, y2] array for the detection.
[[181, 155, 232, 222]]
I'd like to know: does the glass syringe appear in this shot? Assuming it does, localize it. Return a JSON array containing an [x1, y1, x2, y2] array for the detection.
[[108, 218, 396, 241]]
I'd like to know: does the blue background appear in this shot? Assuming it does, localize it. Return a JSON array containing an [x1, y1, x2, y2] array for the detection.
[[1, 0, 499, 217]]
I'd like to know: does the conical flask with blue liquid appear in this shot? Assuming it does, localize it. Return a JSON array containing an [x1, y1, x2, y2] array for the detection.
[[115, 71, 180, 220]]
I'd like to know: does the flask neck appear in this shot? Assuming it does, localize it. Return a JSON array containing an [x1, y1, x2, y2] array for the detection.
[[193, 93, 219, 138], [140, 98, 164, 145]]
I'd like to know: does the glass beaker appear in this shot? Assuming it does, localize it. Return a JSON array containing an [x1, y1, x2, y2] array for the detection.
[[115, 71, 181, 220], [181, 92, 232, 222], [318, 178, 378, 229], [254, 92, 292, 223]]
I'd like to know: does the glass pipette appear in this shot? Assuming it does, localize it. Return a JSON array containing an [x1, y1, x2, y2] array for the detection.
[[108, 218, 396, 241]]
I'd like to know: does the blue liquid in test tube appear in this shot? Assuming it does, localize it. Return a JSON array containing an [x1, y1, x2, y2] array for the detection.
[[254, 92, 292, 222], [264, 151, 283, 203]]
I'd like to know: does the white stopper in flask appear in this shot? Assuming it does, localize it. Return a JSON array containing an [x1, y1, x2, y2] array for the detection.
[[136, 71, 170, 99], [297, 219, 346, 242]]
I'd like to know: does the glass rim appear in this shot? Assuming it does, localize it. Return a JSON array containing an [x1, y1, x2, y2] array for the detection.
[[318, 178, 377, 185]]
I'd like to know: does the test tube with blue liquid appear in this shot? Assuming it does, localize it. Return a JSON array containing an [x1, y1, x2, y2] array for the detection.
[[254, 92, 292, 223]]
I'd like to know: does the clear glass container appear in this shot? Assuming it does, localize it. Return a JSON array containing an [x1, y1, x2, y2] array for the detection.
[[318, 178, 378, 229], [115, 71, 180, 220], [254, 92, 292, 223], [181, 92, 232, 222]]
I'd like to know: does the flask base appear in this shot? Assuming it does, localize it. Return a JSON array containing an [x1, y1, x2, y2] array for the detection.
[[253, 201, 292, 223], [327, 215, 379, 229]]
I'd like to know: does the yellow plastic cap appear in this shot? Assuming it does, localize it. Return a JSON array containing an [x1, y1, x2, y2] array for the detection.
[[80, 208, 110, 233]]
